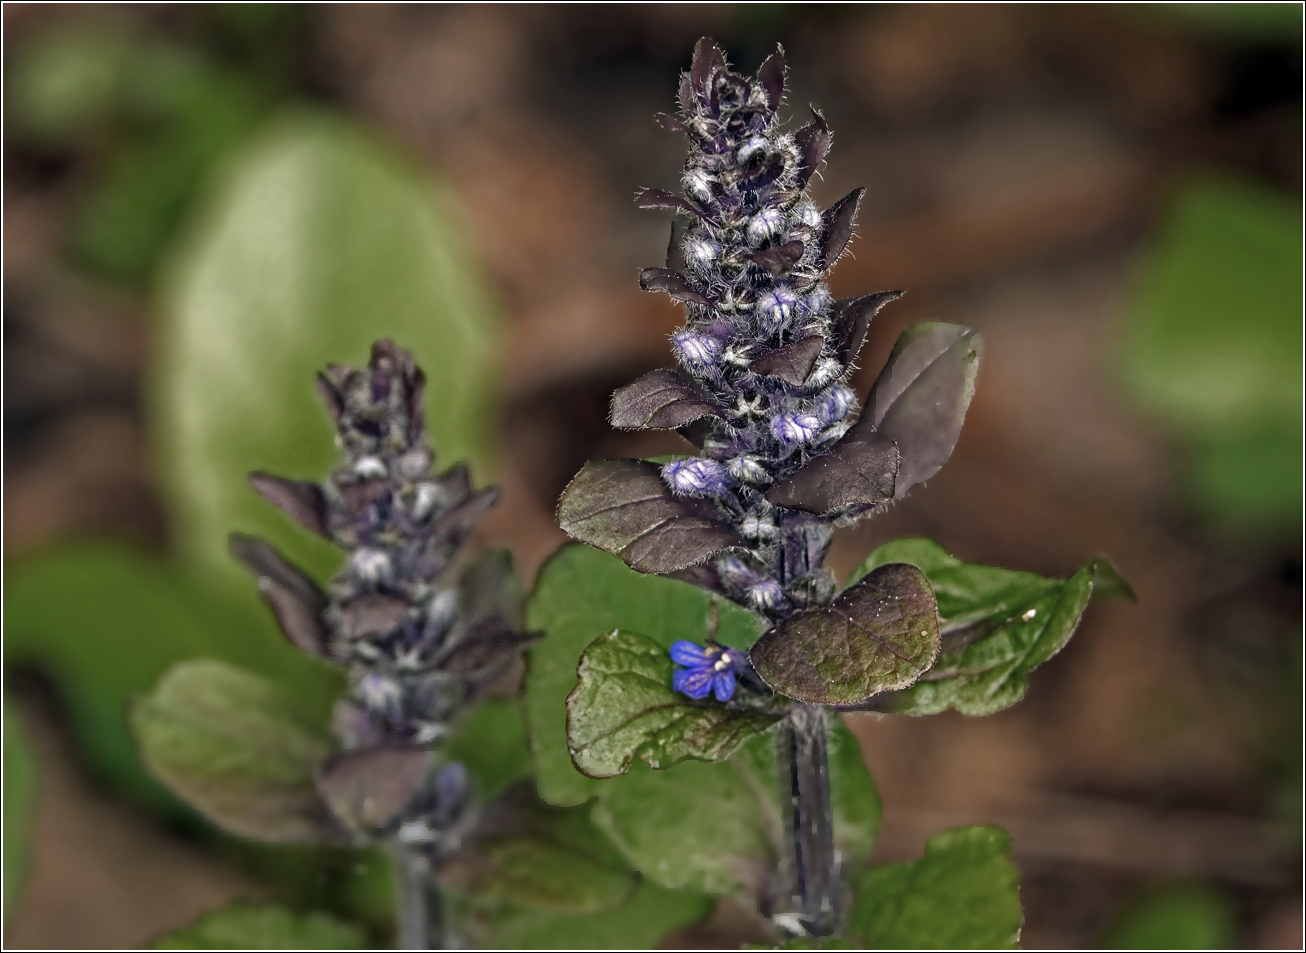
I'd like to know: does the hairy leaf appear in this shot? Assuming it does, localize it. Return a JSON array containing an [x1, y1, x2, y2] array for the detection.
[[794, 108, 831, 189], [850, 539, 1132, 715], [750, 564, 940, 705], [610, 369, 723, 430], [566, 630, 783, 778], [635, 187, 709, 221], [653, 112, 689, 133], [639, 266, 711, 306], [866, 322, 982, 499], [557, 460, 744, 574], [247, 472, 329, 537], [758, 48, 786, 112], [316, 746, 429, 833], [150, 903, 368, 950], [749, 239, 806, 277], [766, 427, 899, 514], [818, 188, 864, 268], [525, 544, 767, 806], [749, 335, 824, 386], [132, 659, 340, 842], [229, 533, 330, 657], [848, 826, 1022, 949], [437, 782, 636, 913], [689, 37, 727, 97], [831, 291, 903, 369], [666, 220, 689, 273]]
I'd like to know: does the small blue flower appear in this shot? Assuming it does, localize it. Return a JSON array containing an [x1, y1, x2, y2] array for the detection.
[[662, 458, 731, 497], [670, 640, 743, 701]]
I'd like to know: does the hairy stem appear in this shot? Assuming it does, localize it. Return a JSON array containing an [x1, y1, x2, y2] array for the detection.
[[391, 841, 442, 950], [773, 704, 841, 937]]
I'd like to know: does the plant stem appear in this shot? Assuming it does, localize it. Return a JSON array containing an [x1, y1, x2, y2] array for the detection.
[[391, 841, 443, 950], [773, 703, 841, 937]]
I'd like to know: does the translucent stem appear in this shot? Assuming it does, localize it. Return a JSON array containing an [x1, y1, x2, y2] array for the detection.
[[773, 704, 841, 937], [391, 841, 443, 950]]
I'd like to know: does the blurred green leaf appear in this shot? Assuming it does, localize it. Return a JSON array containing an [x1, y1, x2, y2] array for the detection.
[[852, 539, 1127, 716], [150, 902, 368, 949], [1137, 3, 1305, 41], [525, 543, 767, 806], [443, 698, 534, 804], [3, 699, 37, 918], [6, 25, 134, 143], [464, 879, 712, 950], [132, 659, 339, 842], [3, 541, 340, 813], [154, 111, 499, 595], [1099, 882, 1236, 950], [71, 47, 268, 283], [567, 629, 783, 779], [438, 782, 636, 913], [1120, 175, 1302, 531], [847, 825, 1023, 949]]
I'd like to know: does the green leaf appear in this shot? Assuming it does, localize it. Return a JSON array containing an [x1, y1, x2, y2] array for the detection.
[[1119, 175, 1302, 531], [443, 698, 534, 803], [3, 542, 341, 814], [7, 24, 134, 144], [847, 826, 1022, 949], [567, 629, 784, 778], [150, 903, 368, 949], [3, 700, 37, 918], [437, 782, 636, 913], [154, 111, 498, 593], [131, 659, 340, 842], [749, 564, 940, 705], [590, 758, 776, 897], [850, 539, 1127, 716], [1100, 882, 1236, 950], [465, 880, 712, 950], [525, 543, 767, 806]]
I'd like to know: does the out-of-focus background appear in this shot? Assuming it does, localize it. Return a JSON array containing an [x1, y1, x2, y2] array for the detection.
[[2, 3, 1301, 949]]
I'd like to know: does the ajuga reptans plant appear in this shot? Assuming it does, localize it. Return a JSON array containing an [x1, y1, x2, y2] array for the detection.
[[553, 39, 1130, 941]]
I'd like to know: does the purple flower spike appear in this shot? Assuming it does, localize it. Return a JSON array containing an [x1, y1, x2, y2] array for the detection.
[[670, 639, 743, 701], [673, 330, 723, 369], [771, 412, 822, 444], [662, 458, 731, 497]]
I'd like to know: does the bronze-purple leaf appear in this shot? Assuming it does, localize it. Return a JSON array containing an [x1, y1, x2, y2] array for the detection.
[[338, 593, 410, 641], [830, 291, 903, 368], [865, 323, 982, 499], [758, 47, 786, 112], [248, 472, 329, 537], [818, 187, 865, 269], [749, 563, 940, 705], [315, 372, 345, 424], [437, 614, 539, 676], [741, 152, 787, 191], [430, 486, 499, 538], [690, 37, 726, 98], [316, 746, 430, 832], [795, 107, 831, 189], [749, 239, 805, 277], [334, 478, 387, 517], [654, 112, 689, 133], [611, 368, 724, 430], [229, 533, 330, 656], [639, 267, 711, 306], [557, 459, 744, 574], [749, 335, 824, 386], [676, 417, 716, 450], [766, 428, 899, 514]]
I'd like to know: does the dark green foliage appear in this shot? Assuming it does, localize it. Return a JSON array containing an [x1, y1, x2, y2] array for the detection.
[[150, 903, 369, 950]]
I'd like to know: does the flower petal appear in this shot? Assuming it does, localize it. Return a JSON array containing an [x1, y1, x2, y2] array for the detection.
[[670, 640, 711, 667], [712, 668, 737, 702], [674, 667, 715, 700]]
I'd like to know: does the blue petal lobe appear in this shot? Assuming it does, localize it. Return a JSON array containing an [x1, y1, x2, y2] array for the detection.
[[670, 640, 711, 666], [712, 668, 736, 701]]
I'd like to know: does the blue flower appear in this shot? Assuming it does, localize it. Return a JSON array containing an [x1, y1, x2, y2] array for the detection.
[[662, 458, 732, 497], [670, 640, 744, 701]]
